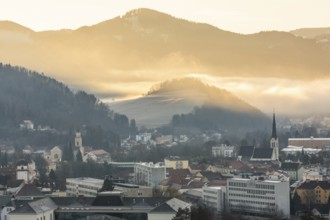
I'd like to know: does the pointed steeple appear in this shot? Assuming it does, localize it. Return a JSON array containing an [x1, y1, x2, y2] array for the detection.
[[271, 111, 277, 139]]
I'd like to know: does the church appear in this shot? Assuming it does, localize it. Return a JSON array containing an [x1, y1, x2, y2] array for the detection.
[[238, 113, 279, 162]]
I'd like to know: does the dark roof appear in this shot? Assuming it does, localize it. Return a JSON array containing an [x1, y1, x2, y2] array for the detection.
[[281, 162, 300, 171], [16, 160, 28, 166], [238, 146, 254, 158], [200, 171, 223, 181], [252, 148, 273, 159], [298, 180, 330, 190], [272, 113, 277, 139], [15, 184, 44, 197], [9, 203, 35, 214], [91, 193, 124, 206], [150, 203, 176, 213], [50, 196, 95, 207]]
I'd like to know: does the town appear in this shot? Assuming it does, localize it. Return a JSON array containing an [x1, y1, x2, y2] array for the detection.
[[1, 113, 330, 220]]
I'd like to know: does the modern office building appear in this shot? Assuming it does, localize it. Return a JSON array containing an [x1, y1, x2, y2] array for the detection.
[[202, 186, 226, 213], [66, 177, 103, 197], [227, 175, 290, 219]]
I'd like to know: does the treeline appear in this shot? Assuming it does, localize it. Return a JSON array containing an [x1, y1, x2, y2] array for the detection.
[[0, 64, 134, 148], [171, 106, 271, 133]]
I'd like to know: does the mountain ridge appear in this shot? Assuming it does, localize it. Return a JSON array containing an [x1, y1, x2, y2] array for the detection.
[[109, 77, 269, 129]]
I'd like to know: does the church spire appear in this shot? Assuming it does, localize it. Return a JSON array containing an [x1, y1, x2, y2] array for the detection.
[[271, 111, 277, 139]]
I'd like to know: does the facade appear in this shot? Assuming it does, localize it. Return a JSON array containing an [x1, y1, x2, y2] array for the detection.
[[50, 146, 62, 162], [296, 180, 330, 205], [16, 160, 29, 183], [202, 186, 226, 213], [113, 183, 153, 197], [227, 175, 290, 219], [288, 137, 330, 149], [212, 145, 235, 158], [73, 132, 84, 161], [164, 156, 189, 169], [8, 197, 57, 220], [134, 162, 166, 187], [281, 162, 304, 182], [66, 177, 103, 197], [84, 149, 111, 163]]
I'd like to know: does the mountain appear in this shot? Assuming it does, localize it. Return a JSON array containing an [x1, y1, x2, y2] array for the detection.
[[0, 63, 131, 147], [109, 77, 270, 131], [291, 27, 330, 51], [1, 8, 330, 99]]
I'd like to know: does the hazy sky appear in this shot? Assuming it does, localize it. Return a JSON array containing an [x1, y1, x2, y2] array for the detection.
[[1, 0, 330, 33]]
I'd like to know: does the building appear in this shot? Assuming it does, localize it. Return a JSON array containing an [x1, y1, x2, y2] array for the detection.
[[50, 146, 62, 162], [113, 183, 153, 197], [296, 180, 330, 205], [16, 160, 29, 183], [8, 197, 57, 220], [73, 132, 84, 161], [212, 145, 235, 158], [156, 135, 173, 145], [66, 177, 103, 197], [84, 149, 111, 163], [202, 186, 226, 213], [281, 162, 304, 182], [288, 137, 330, 149], [19, 120, 34, 130], [148, 198, 191, 220], [134, 162, 166, 187], [227, 175, 290, 219], [239, 113, 279, 162], [164, 156, 189, 169]]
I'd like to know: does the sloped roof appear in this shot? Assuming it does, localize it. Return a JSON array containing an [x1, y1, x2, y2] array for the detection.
[[15, 184, 44, 198], [281, 162, 300, 171], [150, 198, 190, 213], [238, 146, 254, 158], [91, 193, 124, 206], [298, 180, 330, 190], [252, 148, 273, 159], [51, 196, 95, 207], [10, 197, 57, 215]]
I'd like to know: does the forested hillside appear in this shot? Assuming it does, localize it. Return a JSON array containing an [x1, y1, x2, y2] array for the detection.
[[0, 64, 133, 148]]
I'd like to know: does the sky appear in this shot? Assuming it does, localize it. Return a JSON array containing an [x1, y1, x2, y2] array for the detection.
[[1, 0, 330, 117], [1, 0, 330, 34]]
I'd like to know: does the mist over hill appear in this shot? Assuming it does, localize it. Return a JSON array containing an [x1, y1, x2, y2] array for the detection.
[[109, 78, 270, 131], [1, 8, 330, 100], [0, 64, 132, 148]]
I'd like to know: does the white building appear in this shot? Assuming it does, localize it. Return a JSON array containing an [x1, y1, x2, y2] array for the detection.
[[8, 197, 57, 220], [227, 175, 290, 219], [66, 177, 103, 197], [134, 162, 166, 187], [19, 120, 34, 130], [202, 186, 226, 213], [136, 133, 152, 143], [212, 145, 235, 158]]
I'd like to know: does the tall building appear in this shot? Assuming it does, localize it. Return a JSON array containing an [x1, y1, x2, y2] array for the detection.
[[270, 112, 279, 161], [202, 186, 226, 213], [73, 132, 84, 161], [227, 175, 290, 219]]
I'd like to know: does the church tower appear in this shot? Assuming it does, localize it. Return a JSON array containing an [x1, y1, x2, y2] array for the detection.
[[270, 112, 279, 161], [74, 132, 84, 160]]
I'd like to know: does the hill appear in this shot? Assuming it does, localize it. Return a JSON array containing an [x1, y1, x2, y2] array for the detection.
[[1, 8, 330, 99], [0, 63, 131, 148], [291, 27, 330, 51], [109, 78, 270, 131]]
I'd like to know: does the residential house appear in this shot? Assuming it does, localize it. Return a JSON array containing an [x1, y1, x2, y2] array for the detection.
[[281, 162, 304, 182]]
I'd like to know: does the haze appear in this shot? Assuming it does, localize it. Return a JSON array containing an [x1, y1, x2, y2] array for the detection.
[[1, 2, 330, 116]]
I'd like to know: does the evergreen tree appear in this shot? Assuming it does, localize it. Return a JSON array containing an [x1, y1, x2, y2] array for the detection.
[[99, 175, 114, 192], [76, 150, 83, 162]]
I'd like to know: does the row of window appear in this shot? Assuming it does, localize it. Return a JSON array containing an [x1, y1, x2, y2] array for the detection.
[[229, 198, 275, 206], [230, 204, 275, 212], [228, 187, 275, 194], [229, 193, 275, 200]]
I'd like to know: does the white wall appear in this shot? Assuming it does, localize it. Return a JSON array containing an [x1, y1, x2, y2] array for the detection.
[[148, 213, 176, 220]]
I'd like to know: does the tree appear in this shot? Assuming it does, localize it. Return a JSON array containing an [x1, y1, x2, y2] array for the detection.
[[190, 205, 213, 220], [49, 169, 57, 190], [34, 155, 48, 186], [99, 175, 114, 192]]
